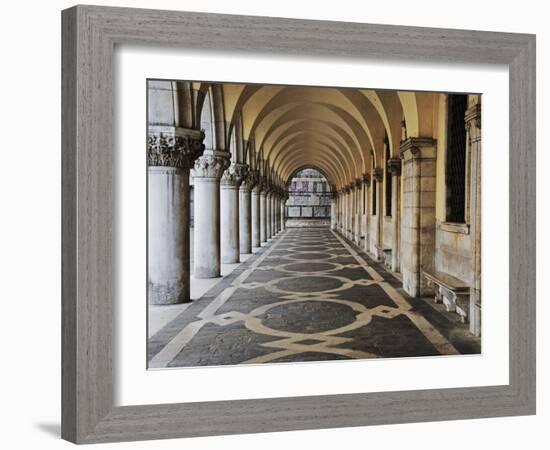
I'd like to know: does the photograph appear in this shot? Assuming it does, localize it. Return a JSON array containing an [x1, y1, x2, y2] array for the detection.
[[146, 80, 482, 368]]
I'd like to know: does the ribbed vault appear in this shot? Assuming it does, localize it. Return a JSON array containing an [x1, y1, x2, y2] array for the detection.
[[191, 81, 440, 190]]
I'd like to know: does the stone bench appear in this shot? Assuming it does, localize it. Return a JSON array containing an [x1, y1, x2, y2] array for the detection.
[[423, 270, 470, 323]]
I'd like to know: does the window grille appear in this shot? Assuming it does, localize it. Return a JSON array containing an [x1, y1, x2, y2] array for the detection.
[[445, 94, 468, 223]]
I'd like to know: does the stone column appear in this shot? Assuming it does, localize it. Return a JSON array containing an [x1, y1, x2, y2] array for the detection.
[[362, 174, 370, 252], [388, 158, 402, 273], [271, 193, 277, 235], [330, 195, 337, 230], [239, 170, 257, 254], [251, 181, 262, 248], [373, 168, 384, 259], [338, 192, 343, 234], [342, 189, 347, 236], [192, 151, 230, 278], [350, 185, 355, 241], [346, 184, 353, 240], [400, 138, 437, 297], [220, 163, 248, 264], [266, 190, 272, 239], [350, 185, 356, 241], [280, 196, 286, 230], [354, 178, 362, 245], [260, 186, 267, 243], [466, 103, 482, 336], [147, 127, 205, 304], [278, 195, 283, 232]]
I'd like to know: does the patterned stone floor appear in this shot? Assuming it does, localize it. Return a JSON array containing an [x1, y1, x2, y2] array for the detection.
[[148, 228, 480, 368]]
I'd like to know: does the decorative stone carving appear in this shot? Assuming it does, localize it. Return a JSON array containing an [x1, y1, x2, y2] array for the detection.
[[362, 173, 371, 186], [221, 162, 249, 187], [387, 158, 402, 176], [355, 178, 362, 188], [241, 169, 259, 191], [147, 128, 205, 169], [400, 119, 408, 142], [465, 103, 482, 142], [255, 176, 267, 193], [193, 152, 230, 179], [400, 137, 437, 160], [373, 168, 384, 182], [465, 103, 481, 129]]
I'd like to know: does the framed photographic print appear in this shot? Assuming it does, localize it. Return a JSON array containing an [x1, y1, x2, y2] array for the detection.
[[62, 5, 536, 444]]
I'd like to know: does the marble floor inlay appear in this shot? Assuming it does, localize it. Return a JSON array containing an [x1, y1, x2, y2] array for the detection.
[[148, 228, 481, 368]]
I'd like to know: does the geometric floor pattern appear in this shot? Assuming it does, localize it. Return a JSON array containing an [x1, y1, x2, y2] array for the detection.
[[148, 228, 481, 368]]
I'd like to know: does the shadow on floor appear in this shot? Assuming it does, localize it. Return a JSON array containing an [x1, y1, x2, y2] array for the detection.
[[35, 422, 60, 438]]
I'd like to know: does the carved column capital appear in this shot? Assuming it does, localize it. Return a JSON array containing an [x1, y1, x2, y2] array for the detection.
[[241, 169, 259, 191], [355, 178, 362, 188], [221, 163, 249, 187], [388, 157, 402, 176], [373, 167, 384, 182], [147, 126, 205, 169], [192, 151, 231, 179], [465, 103, 482, 144], [257, 176, 267, 194], [400, 137, 437, 161], [362, 173, 371, 186], [465, 103, 481, 130]]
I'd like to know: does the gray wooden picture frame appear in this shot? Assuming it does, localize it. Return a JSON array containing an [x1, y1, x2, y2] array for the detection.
[[61, 5, 536, 444]]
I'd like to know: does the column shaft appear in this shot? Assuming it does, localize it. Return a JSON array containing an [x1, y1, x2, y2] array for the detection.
[[389, 159, 402, 273], [148, 167, 190, 304], [330, 197, 337, 230], [362, 176, 370, 252], [239, 186, 252, 254], [220, 183, 240, 264], [193, 153, 229, 279], [466, 103, 482, 335], [194, 178, 221, 277], [252, 187, 261, 248], [280, 198, 286, 230], [260, 191, 267, 243], [266, 192, 272, 239]]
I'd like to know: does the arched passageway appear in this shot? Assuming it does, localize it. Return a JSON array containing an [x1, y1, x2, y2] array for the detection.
[[147, 80, 482, 367], [285, 168, 332, 227]]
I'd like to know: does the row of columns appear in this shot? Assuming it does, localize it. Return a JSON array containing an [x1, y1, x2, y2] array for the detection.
[[334, 163, 401, 275], [332, 106, 481, 336], [147, 127, 288, 305]]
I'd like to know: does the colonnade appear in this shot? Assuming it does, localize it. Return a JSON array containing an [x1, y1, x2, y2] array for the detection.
[[148, 131, 287, 306], [147, 81, 482, 338], [332, 97, 482, 336]]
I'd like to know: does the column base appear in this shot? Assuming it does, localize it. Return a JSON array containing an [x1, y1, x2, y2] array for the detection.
[[148, 282, 190, 305]]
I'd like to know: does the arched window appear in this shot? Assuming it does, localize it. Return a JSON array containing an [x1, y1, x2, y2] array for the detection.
[[200, 88, 214, 151], [445, 94, 468, 223], [229, 127, 237, 164]]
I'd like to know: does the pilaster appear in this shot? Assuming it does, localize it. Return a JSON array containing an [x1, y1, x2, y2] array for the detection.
[[400, 137, 437, 297]]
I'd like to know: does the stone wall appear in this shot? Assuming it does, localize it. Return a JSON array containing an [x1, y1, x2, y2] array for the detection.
[[383, 217, 393, 249], [435, 223, 473, 285], [369, 214, 378, 255]]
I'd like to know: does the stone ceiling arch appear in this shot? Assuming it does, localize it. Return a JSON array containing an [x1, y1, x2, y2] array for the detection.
[[274, 140, 350, 184]]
